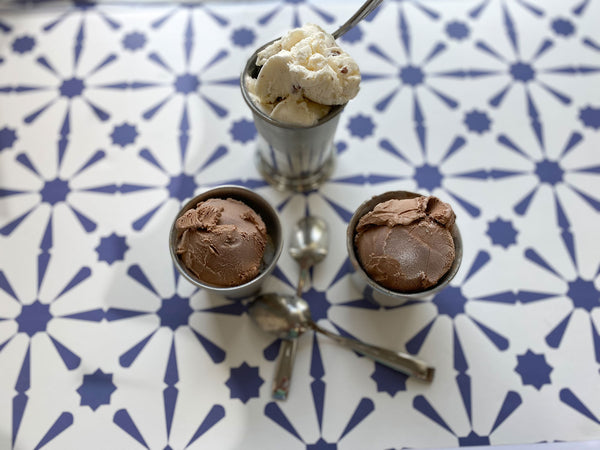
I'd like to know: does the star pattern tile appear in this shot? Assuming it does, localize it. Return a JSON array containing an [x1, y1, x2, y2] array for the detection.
[[1, 1, 599, 449]]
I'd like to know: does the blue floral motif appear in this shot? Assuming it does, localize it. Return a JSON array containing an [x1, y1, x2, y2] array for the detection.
[[12, 35, 36, 54], [487, 218, 518, 248], [464, 109, 492, 134], [522, 235, 600, 361], [110, 123, 138, 147], [121, 143, 229, 231], [374, 133, 484, 218], [371, 362, 408, 396], [122, 31, 146, 51], [347, 114, 375, 139], [225, 362, 264, 403], [107, 264, 232, 368], [231, 27, 255, 47], [0, 148, 114, 238], [579, 105, 600, 130], [230, 118, 257, 143], [16, 301, 53, 337], [264, 397, 375, 446], [254, 0, 337, 30], [551, 18, 575, 37], [446, 21, 470, 40], [0, 127, 17, 151], [494, 128, 598, 234], [77, 369, 117, 411], [95, 233, 129, 264], [103, 260, 241, 446], [114, 405, 225, 448], [1, 1, 600, 448], [414, 388, 522, 446], [363, 5, 459, 150], [515, 350, 553, 390], [0, 253, 99, 447]]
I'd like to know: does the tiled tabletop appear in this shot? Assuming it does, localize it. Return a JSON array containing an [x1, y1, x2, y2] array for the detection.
[[1, 1, 599, 449]]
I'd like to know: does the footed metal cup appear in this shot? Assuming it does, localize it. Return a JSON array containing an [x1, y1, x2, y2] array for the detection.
[[240, 44, 344, 193]]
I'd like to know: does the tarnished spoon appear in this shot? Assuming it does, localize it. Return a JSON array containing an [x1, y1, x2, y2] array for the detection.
[[250, 293, 435, 382]]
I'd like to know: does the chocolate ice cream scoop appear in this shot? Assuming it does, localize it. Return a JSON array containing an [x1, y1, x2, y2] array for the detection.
[[354, 195, 456, 292], [175, 198, 268, 287]]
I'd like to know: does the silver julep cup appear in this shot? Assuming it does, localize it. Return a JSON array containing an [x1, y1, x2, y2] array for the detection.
[[346, 190, 463, 307], [169, 185, 283, 299], [240, 43, 345, 192]]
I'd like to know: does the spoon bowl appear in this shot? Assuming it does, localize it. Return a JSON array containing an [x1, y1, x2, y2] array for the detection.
[[249, 293, 435, 382], [289, 216, 329, 266], [289, 216, 329, 294], [248, 292, 311, 340]]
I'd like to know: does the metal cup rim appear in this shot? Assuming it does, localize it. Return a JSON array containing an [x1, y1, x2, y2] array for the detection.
[[169, 185, 283, 298], [346, 190, 463, 300]]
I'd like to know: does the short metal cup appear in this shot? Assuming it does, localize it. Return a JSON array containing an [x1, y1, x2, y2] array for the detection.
[[346, 191, 463, 307], [240, 43, 345, 192], [169, 185, 283, 299]]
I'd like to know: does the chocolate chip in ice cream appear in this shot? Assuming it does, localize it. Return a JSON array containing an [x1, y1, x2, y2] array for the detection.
[[354, 195, 456, 292]]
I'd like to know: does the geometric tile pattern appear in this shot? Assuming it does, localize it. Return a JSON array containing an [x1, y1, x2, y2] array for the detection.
[[1, 1, 599, 448]]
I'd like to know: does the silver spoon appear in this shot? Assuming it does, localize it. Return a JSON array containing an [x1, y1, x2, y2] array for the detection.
[[249, 0, 384, 78], [271, 216, 329, 400], [332, 0, 384, 39], [289, 216, 329, 296], [250, 293, 435, 382]]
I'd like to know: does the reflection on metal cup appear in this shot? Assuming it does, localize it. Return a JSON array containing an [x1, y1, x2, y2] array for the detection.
[[240, 45, 345, 192]]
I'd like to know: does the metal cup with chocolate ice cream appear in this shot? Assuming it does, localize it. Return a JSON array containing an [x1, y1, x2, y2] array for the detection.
[[175, 197, 268, 287], [347, 191, 462, 304], [169, 186, 283, 298]]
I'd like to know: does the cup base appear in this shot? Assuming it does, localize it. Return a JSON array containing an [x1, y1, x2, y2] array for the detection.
[[255, 147, 335, 192]]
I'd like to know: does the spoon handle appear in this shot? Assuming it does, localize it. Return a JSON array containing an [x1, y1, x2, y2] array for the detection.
[[296, 260, 310, 297], [273, 264, 309, 400], [272, 339, 298, 400], [332, 0, 384, 39], [312, 323, 434, 382]]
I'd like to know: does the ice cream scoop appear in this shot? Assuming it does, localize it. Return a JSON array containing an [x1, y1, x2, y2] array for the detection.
[[175, 197, 267, 287], [253, 24, 360, 105], [354, 195, 456, 292], [245, 19, 364, 126], [169, 186, 283, 299]]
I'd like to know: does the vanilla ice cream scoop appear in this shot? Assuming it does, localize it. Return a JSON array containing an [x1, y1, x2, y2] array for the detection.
[[246, 24, 361, 126]]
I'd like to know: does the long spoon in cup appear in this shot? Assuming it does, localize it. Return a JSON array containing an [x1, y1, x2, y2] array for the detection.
[[332, 0, 383, 39], [249, 0, 383, 76]]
